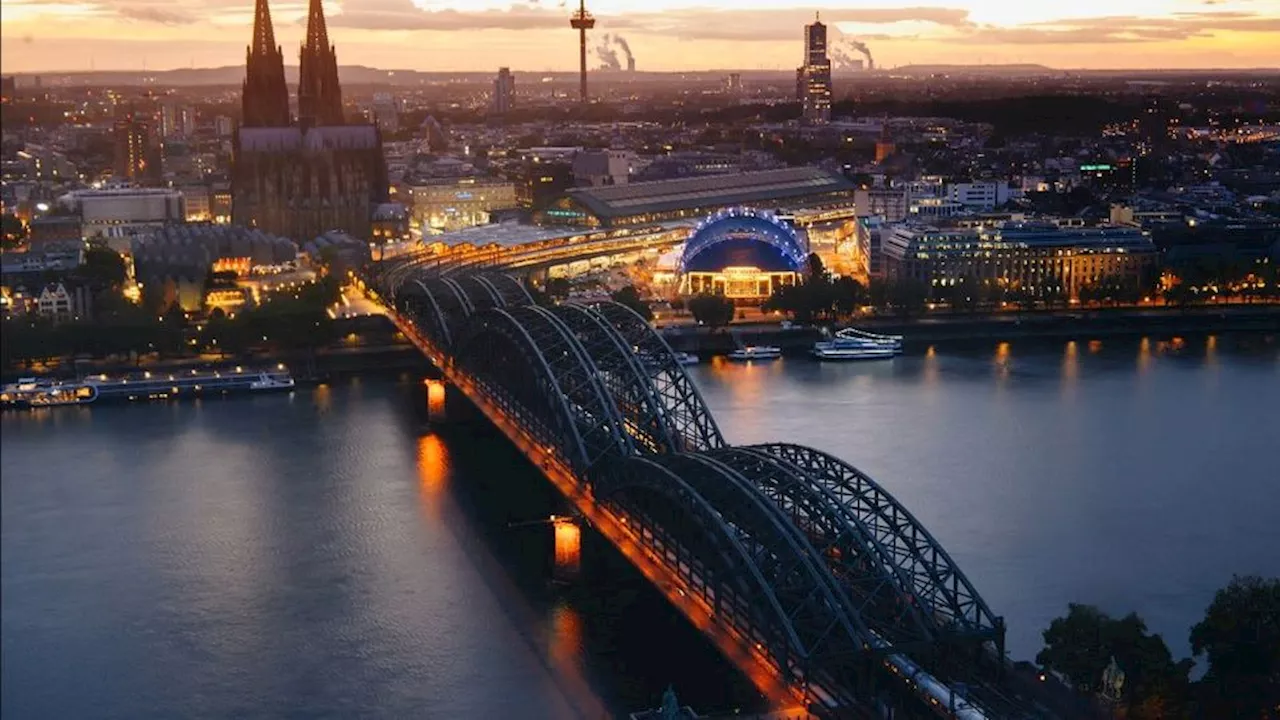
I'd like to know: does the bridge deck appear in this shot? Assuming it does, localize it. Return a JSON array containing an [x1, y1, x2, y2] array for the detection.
[[386, 307, 812, 713]]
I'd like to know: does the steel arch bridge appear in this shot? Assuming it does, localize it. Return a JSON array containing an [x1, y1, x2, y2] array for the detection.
[[368, 262, 1011, 718]]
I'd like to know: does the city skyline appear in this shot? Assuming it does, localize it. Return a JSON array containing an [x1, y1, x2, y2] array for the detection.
[[2, 0, 1277, 74]]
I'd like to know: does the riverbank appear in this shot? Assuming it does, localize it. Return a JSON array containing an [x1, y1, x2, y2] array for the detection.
[[663, 305, 1280, 355], [1, 343, 428, 385]]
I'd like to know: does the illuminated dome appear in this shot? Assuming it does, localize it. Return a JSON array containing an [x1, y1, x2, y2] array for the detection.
[[678, 208, 805, 300], [680, 207, 806, 274]]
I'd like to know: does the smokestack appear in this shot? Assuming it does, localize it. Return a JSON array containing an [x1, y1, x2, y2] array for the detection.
[[848, 39, 875, 70], [613, 34, 635, 72]]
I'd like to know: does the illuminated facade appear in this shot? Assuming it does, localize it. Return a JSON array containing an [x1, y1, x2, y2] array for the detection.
[[882, 222, 1158, 300], [799, 15, 832, 125], [679, 208, 806, 300], [407, 178, 518, 234]]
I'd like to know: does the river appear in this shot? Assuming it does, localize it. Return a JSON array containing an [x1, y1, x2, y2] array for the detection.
[[3, 334, 1277, 718]]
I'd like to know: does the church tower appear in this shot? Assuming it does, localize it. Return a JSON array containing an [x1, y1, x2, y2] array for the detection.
[[298, 0, 345, 127], [241, 0, 290, 127]]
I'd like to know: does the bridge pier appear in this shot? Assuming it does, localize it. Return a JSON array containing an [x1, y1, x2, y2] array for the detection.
[[423, 377, 448, 422]]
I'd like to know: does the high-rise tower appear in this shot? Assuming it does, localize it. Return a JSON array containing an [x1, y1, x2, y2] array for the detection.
[[569, 0, 595, 104], [799, 12, 832, 124], [298, 0, 344, 127], [242, 0, 290, 127]]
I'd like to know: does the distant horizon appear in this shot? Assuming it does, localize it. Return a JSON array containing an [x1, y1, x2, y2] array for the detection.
[[6, 62, 1279, 77], [2, 1, 1276, 75]]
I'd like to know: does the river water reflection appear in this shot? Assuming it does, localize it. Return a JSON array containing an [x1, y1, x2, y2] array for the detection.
[[2, 334, 1277, 717], [690, 334, 1280, 662]]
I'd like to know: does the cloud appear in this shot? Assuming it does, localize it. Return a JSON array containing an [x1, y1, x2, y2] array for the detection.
[[318, 2, 971, 40], [950, 12, 1280, 45], [608, 6, 973, 41], [115, 4, 192, 24], [327, 0, 565, 31]]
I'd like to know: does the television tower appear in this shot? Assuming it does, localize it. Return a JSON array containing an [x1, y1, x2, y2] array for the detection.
[[569, 0, 595, 103]]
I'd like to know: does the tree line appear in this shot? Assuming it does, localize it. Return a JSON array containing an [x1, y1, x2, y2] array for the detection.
[[1036, 575, 1279, 718], [2, 275, 342, 371]]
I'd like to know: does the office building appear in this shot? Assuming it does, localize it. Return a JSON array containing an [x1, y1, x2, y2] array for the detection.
[[113, 110, 155, 183], [493, 67, 515, 116], [798, 14, 832, 124], [882, 222, 1157, 300], [572, 149, 632, 187]]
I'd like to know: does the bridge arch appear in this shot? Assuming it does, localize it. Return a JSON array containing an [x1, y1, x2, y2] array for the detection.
[[703, 447, 936, 652], [454, 274, 503, 310], [752, 444, 1003, 645], [585, 301, 725, 452], [451, 308, 594, 474], [548, 303, 680, 455], [484, 273, 534, 306], [597, 453, 870, 708], [453, 306, 633, 475], [404, 278, 454, 349]]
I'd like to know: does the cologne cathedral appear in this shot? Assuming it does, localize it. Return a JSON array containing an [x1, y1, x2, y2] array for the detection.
[[231, 0, 388, 242]]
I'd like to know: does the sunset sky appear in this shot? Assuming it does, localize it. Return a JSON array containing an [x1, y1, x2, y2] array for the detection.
[[1, 0, 1277, 73]]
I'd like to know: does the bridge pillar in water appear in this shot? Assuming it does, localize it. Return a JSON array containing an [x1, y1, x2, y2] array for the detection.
[[423, 377, 447, 422], [552, 515, 581, 582]]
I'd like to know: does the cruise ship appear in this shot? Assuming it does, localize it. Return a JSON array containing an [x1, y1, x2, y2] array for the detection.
[[1, 366, 295, 409], [811, 328, 903, 362]]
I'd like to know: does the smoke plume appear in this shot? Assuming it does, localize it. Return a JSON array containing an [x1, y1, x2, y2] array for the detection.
[[847, 39, 874, 70], [595, 35, 621, 71], [612, 34, 635, 70], [828, 33, 874, 71]]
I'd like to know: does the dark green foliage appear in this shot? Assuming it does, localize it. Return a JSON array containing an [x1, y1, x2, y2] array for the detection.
[[1190, 576, 1280, 718], [1037, 604, 1191, 717], [686, 293, 734, 329], [610, 285, 653, 321]]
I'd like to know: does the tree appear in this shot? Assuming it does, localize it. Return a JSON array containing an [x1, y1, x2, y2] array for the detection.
[[545, 277, 571, 301], [1038, 604, 1190, 716], [77, 246, 127, 291], [1190, 575, 1280, 718], [610, 284, 653, 321], [687, 293, 735, 329]]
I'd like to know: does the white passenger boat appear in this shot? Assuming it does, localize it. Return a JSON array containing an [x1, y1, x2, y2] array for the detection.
[[811, 341, 897, 361], [834, 327, 904, 354], [727, 345, 782, 361], [672, 352, 699, 366]]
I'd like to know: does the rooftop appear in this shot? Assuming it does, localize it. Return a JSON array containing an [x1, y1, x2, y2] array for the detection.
[[568, 167, 855, 220]]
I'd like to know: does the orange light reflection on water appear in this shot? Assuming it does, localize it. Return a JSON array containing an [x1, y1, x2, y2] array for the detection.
[[416, 433, 449, 507]]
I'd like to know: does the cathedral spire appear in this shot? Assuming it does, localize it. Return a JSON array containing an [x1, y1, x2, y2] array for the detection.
[[298, 0, 344, 127], [252, 0, 278, 56], [242, 0, 290, 127]]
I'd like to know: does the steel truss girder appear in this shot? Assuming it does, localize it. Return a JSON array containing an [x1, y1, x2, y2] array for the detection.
[[753, 444, 1002, 643], [599, 452, 869, 705], [548, 304, 680, 456], [501, 305, 634, 469], [455, 274, 503, 311], [452, 308, 593, 474], [583, 301, 725, 452], [407, 278, 454, 349], [482, 273, 534, 307], [703, 447, 936, 652]]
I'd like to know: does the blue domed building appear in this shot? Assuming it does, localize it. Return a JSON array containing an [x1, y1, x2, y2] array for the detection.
[[679, 207, 807, 300]]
